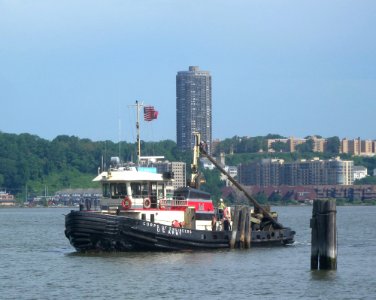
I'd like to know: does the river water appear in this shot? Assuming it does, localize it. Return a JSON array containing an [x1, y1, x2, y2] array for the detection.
[[0, 206, 375, 300]]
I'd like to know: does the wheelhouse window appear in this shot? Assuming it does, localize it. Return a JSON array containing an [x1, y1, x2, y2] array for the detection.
[[174, 188, 210, 200], [103, 183, 110, 197], [105, 183, 127, 198], [131, 182, 141, 198]]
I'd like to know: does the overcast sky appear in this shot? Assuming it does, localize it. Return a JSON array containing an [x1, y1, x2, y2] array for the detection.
[[1, 0, 375, 142]]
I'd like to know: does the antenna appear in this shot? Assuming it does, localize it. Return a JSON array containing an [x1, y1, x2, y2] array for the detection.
[[118, 117, 121, 158]]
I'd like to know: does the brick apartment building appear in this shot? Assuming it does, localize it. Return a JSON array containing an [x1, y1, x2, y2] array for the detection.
[[267, 137, 376, 156]]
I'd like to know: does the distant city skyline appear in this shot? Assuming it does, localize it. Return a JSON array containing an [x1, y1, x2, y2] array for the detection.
[[1, 1, 375, 142]]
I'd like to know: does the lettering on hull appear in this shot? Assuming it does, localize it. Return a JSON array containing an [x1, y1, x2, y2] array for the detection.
[[142, 221, 192, 236]]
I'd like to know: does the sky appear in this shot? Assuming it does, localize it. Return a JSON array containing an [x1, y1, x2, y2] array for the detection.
[[1, 0, 375, 143]]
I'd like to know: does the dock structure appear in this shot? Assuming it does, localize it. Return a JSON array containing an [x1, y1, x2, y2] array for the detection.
[[310, 199, 337, 270], [230, 205, 252, 249]]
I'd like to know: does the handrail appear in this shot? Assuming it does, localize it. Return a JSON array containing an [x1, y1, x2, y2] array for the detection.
[[159, 199, 188, 207]]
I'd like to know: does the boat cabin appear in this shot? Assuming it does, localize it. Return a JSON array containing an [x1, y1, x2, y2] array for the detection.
[[93, 166, 169, 210], [92, 166, 217, 230]]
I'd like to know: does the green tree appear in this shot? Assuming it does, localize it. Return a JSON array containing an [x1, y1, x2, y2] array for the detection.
[[295, 139, 313, 153], [271, 141, 289, 152], [326, 136, 340, 154], [255, 191, 268, 204], [265, 134, 286, 139], [200, 169, 225, 200], [354, 176, 376, 185], [268, 191, 282, 202]]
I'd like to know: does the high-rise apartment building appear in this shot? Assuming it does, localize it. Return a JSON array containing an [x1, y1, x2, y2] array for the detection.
[[176, 66, 212, 153]]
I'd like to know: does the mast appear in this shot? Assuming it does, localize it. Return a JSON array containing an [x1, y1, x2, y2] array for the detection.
[[189, 132, 203, 188], [136, 100, 141, 165], [129, 100, 144, 165]]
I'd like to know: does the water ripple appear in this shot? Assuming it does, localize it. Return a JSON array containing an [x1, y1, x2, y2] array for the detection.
[[1, 207, 376, 299]]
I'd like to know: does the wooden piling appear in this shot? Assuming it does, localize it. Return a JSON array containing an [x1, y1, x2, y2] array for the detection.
[[184, 207, 196, 230], [310, 200, 319, 270], [229, 206, 253, 249], [245, 207, 252, 248], [238, 206, 247, 248], [311, 199, 337, 270], [230, 206, 241, 249]]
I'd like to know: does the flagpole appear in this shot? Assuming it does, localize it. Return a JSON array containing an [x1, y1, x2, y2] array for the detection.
[[136, 100, 142, 165], [129, 100, 143, 165], [129, 101, 158, 165]]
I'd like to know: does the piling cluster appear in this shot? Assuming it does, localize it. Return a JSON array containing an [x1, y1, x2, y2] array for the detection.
[[230, 206, 253, 249]]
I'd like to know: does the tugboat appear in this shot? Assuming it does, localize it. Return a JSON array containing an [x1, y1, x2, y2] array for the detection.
[[65, 103, 295, 251]]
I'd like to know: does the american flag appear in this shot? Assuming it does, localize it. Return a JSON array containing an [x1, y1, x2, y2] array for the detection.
[[143, 106, 158, 121]]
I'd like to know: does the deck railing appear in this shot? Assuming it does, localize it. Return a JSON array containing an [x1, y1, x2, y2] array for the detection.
[[159, 198, 188, 208]]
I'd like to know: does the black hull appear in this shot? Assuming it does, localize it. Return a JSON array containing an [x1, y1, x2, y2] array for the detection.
[[65, 210, 295, 252]]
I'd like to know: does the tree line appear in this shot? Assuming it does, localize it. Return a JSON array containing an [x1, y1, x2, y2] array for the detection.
[[0, 132, 190, 198], [1, 131, 375, 199]]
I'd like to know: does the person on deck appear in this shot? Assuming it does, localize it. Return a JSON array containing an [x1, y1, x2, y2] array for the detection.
[[223, 206, 231, 231], [218, 198, 231, 231], [218, 198, 226, 219]]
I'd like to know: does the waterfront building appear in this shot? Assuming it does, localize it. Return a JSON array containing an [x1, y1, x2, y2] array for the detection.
[[54, 188, 101, 207], [238, 161, 258, 186], [0, 191, 16, 206], [176, 66, 212, 153], [324, 157, 353, 185], [353, 166, 368, 181], [223, 184, 376, 203], [238, 157, 353, 187], [238, 159, 284, 186]]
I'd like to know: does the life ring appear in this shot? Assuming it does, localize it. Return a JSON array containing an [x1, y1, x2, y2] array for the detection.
[[121, 196, 132, 210], [143, 198, 151, 209]]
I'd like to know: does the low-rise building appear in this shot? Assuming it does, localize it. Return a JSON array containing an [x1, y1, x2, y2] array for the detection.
[[353, 166, 368, 181], [0, 191, 16, 206], [54, 188, 101, 207], [200, 157, 215, 170]]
